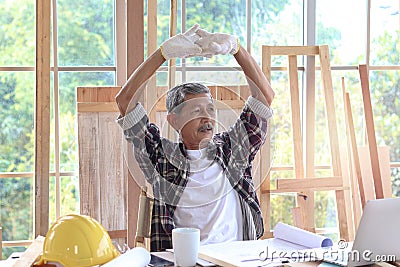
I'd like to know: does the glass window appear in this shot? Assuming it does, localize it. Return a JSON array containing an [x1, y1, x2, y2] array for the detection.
[[0, 1, 35, 66], [57, 72, 115, 171], [316, 0, 367, 65], [57, 0, 115, 66], [252, 0, 303, 63], [0, 72, 35, 173], [370, 0, 400, 65]]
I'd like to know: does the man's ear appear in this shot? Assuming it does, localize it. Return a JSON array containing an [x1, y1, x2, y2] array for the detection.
[[167, 113, 180, 131]]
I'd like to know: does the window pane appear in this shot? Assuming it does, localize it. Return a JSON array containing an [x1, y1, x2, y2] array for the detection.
[[57, 0, 115, 66], [268, 71, 293, 166], [0, 176, 34, 259], [48, 175, 80, 223], [317, 0, 367, 65], [370, 0, 400, 65], [369, 70, 400, 163], [0, 0, 35, 66], [58, 72, 115, 172], [252, 0, 303, 63], [0, 72, 34, 173], [185, 0, 246, 66]]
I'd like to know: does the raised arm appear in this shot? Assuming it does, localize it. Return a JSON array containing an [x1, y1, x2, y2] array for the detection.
[[115, 24, 202, 117], [115, 49, 165, 117], [234, 45, 274, 107]]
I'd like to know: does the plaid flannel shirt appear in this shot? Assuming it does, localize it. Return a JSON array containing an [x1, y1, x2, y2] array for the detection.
[[117, 96, 273, 252]]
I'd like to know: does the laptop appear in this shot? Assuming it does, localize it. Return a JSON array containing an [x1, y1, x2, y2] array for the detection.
[[324, 197, 400, 266]]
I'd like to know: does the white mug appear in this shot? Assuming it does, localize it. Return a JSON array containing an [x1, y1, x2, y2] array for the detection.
[[172, 227, 200, 267]]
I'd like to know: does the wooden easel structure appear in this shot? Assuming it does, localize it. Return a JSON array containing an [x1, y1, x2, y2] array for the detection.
[[260, 45, 352, 241]]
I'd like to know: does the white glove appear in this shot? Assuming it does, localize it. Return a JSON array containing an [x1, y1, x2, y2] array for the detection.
[[195, 28, 239, 58], [160, 24, 202, 60]]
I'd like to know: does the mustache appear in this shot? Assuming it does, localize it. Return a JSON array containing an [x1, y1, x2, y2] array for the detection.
[[198, 122, 213, 131]]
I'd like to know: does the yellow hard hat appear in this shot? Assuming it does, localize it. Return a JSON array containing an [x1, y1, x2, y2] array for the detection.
[[37, 214, 120, 267]]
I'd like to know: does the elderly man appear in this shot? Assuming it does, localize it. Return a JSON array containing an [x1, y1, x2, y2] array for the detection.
[[116, 24, 274, 252]]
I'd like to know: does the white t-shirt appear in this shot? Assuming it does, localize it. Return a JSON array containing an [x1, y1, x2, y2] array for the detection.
[[173, 148, 243, 245]]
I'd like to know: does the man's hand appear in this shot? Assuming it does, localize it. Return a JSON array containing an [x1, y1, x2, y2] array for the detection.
[[160, 24, 202, 60], [195, 28, 239, 58]]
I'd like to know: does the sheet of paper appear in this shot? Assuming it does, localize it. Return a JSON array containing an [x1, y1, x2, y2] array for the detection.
[[198, 239, 321, 267]]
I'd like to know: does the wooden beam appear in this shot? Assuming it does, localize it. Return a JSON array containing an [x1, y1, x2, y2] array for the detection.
[[288, 55, 314, 231], [35, 0, 51, 237], [358, 64, 384, 199], [13, 236, 45, 267], [77, 102, 119, 112], [127, 0, 144, 77], [265, 46, 319, 56], [168, 0, 178, 88], [344, 91, 366, 208], [147, 0, 158, 122], [276, 177, 343, 190], [319, 45, 349, 241]]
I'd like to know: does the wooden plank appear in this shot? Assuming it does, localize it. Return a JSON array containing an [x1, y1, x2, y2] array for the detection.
[[77, 102, 119, 112], [267, 46, 319, 56], [304, 52, 316, 234], [77, 86, 121, 103], [344, 91, 366, 208], [288, 55, 314, 231], [261, 46, 272, 81], [277, 177, 343, 190], [341, 78, 359, 239], [127, 0, 144, 77], [288, 55, 304, 179], [342, 85, 363, 231], [35, 0, 51, 237], [359, 64, 384, 199], [216, 85, 239, 100], [108, 230, 128, 239], [13, 236, 45, 267], [292, 207, 304, 229], [339, 146, 356, 241], [265, 187, 350, 194], [168, 0, 177, 88], [319, 45, 349, 241], [378, 146, 392, 197], [358, 146, 392, 199], [259, 47, 272, 237], [78, 112, 101, 220], [147, 0, 157, 122], [305, 54, 316, 180], [77, 86, 98, 102], [98, 113, 125, 231], [97, 87, 121, 102]]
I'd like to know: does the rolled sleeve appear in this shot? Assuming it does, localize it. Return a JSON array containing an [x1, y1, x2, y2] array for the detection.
[[246, 96, 273, 119], [116, 103, 147, 130]]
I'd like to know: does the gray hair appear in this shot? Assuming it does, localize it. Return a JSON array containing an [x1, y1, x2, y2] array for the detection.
[[166, 82, 212, 113]]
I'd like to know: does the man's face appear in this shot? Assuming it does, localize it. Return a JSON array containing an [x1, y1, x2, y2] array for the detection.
[[169, 93, 216, 150]]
